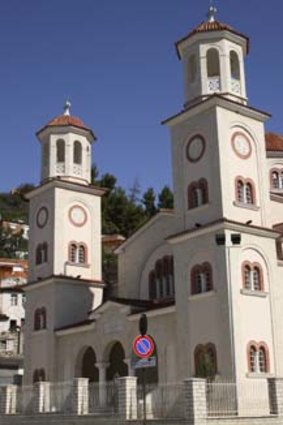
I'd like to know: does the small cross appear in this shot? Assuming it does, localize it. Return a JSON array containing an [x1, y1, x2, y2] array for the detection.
[[207, 0, 217, 22], [63, 100, 71, 116]]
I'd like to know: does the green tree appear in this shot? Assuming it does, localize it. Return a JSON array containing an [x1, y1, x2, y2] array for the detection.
[[158, 186, 174, 210], [142, 188, 157, 217]]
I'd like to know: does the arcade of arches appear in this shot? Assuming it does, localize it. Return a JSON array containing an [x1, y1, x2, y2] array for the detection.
[[75, 341, 158, 385]]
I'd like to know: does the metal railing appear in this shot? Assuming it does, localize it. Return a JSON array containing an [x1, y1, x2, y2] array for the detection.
[[206, 379, 270, 418], [137, 383, 185, 419]]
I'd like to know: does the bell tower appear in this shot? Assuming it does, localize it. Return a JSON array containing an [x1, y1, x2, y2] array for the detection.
[[24, 104, 106, 384], [38, 101, 93, 185], [176, 6, 248, 108]]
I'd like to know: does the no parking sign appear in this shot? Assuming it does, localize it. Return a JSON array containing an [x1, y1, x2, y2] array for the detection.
[[132, 334, 155, 359]]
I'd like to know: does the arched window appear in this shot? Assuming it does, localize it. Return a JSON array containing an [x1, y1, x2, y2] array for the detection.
[[34, 308, 47, 331], [235, 178, 256, 205], [194, 343, 217, 378], [78, 245, 86, 264], [207, 48, 220, 78], [56, 139, 65, 163], [272, 171, 279, 189], [258, 346, 268, 373], [35, 243, 48, 266], [148, 256, 175, 300], [270, 169, 283, 189], [242, 262, 264, 291], [249, 345, 257, 373], [245, 183, 253, 204], [74, 141, 82, 165], [247, 342, 270, 373], [69, 242, 87, 264], [34, 309, 41, 331], [230, 51, 240, 80], [191, 263, 213, 295], [70, 244, 77, 263], [188, 179, 209, 209], [188, 54, 197, 84]]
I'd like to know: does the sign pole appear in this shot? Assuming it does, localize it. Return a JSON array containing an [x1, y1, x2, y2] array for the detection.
[[142, 367, 146, 425]]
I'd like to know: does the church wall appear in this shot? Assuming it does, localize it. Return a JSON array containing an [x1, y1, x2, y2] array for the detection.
[[171, 230, 234, 381], [170, 106, 223, 231], [54, 188, 102, 281], [117, 213, 175, 299], [216, 107, 269, 227], [28, 187, 55, 282]]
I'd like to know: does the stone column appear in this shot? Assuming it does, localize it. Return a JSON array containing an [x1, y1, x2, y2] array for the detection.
[[0, 385, 17, 414], [72, 377, 89, 415], [96, 362, 109, 408], [268, 377, 283, 415], [34, 381, 51, 414], [118, 376, 138, 420], [184, 378, 207, 425]]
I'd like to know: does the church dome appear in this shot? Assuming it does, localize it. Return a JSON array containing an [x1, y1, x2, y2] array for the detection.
[[36, 101, 96, 140]]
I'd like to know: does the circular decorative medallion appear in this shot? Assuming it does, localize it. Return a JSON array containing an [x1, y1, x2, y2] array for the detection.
[[36, 207, 48, 228], [69, 205, 87, 227], [232, 132, 252, 159], [186, 135, 206, 162]]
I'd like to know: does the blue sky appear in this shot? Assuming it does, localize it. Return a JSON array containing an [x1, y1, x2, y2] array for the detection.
[[0, 0, 283, 196]]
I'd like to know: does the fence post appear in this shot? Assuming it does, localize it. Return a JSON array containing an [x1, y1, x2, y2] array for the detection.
[[268, 377, 283, 415], [184, 378, 207, 425], [34, 381, 51, 413], [72, 377, 89, 415], [118, 376, 138, 420], [0, 385, 17, 414]]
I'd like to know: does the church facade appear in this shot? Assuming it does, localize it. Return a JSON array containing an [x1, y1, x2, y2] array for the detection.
[[23, 9, 283, 393]]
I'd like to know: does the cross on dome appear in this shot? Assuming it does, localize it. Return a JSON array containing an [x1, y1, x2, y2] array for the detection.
[[207, 1, 217, 23], [63, 100, 71, 116]]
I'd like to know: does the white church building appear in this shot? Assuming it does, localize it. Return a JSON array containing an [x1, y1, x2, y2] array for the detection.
[[23, 7, 283, 396]]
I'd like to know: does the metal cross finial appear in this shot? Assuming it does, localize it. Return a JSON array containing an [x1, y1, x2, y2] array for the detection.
[[207, 0, 217, 22], [63, 100, 71, 116]]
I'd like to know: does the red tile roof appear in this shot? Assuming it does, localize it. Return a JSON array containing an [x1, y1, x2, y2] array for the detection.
[[37, 114, 96, 139], [176, 20, 249, 57], [47, 115, 89, 130], [265, 132, 283, 152]]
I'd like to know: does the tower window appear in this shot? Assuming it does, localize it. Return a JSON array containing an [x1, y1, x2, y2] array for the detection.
[[270, 168, 283, 189], [230, 51, 240, 80], [35, 243, 48, 266], [10, 294, 18, 306], [247, 342, 270, 374], [74, 141, 82, 165], [242, 262, 264, 292], [207, 48, 220, 78], [68, 242, 88, 265], [235, 177, 256, 205], [188, 179, 209, 209], [148, 256, 174, 300], [34, 307, 47, 331], [56, 139, 65, 163], [191, 263, 213, 295]]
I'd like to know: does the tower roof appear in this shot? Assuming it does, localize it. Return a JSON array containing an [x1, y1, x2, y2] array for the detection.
[[36, 102, 96, 140], [176, 11, 249, 59]]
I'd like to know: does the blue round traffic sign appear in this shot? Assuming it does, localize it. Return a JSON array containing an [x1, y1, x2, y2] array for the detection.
[[133, 335, 155, 359]]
